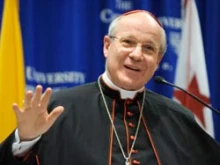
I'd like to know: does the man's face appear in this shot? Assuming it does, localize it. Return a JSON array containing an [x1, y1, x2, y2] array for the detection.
[[103, 13, 163, 90]]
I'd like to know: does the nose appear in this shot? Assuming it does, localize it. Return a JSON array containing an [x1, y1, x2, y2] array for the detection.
[[129, 45, 143, 61]]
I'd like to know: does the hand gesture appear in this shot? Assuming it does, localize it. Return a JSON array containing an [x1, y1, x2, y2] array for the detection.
[[12, 85, 64, 141]]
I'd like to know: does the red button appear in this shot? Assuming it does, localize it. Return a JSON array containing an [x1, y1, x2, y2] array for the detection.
[[133, 160, 141, 164], [128, 122, 135, 128], [126, 100, 133, 104], [127, 112, 133, 117], [130, 135, 135, 140], [131, 149, 138, 154]]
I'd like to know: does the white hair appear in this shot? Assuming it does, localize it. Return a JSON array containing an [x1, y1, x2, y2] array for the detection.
[[107, 11, 167, 56]]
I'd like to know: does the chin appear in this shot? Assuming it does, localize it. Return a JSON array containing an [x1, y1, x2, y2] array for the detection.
[[118, 77, 142, 90]]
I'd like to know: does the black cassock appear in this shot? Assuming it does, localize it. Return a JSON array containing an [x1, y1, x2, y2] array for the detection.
[[1, 79, 220, 165]]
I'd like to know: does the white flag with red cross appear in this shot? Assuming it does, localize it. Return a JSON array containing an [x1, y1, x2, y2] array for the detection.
[[174, 0, 214, 137]]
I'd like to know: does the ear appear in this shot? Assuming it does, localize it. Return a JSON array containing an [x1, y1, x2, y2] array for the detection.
[[103, 35, 111, 58]]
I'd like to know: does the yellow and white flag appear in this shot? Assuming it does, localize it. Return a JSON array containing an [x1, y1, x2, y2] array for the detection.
[[0, 0, 25, 142]]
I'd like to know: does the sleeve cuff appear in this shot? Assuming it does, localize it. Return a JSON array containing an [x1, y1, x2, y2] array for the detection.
[[12, 129, 41, 156]]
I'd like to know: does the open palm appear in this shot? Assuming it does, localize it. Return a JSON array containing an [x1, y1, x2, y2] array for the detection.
[[12, 85, 64, 141]]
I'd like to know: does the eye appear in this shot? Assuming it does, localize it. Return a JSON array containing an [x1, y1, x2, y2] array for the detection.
[[143, 45, 156, 54], [121, 39, 136, 47]]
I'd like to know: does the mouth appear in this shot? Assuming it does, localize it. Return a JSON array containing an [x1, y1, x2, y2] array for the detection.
[[124, 65, 141, 72]]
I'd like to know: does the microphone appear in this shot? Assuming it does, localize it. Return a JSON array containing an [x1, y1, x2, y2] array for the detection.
[[154, 76, 220, 115]]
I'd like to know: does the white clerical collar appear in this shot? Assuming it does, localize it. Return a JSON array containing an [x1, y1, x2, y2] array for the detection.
[[102, 72, 144, 99]]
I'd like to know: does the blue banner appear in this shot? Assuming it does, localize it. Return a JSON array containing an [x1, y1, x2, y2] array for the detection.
[[0, 0, 219, 141]]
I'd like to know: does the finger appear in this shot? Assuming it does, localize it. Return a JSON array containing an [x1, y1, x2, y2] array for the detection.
[[12, 103, 23, 116], [47, 106, 64, 127], [12, 103, 22, 123], [23, 90, 33, 109], [32, 85, 43, 107], [40, 87, 52, 109]]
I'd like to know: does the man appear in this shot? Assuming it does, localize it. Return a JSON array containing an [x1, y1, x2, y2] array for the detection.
[[0, 10, 220, 165]]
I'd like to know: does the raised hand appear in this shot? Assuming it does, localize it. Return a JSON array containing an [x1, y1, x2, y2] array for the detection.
[[12, 85, 64, 141]]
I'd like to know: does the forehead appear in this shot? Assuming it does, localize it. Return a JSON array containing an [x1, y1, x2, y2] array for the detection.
[[114, 13, 162, 42]]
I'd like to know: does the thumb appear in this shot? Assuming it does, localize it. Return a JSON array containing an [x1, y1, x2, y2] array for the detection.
[[47, 106, 64, 127]]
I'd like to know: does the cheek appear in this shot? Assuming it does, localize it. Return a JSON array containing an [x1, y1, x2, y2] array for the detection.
[[106, 54, 122, 70], [144, 56, 160, 72], [111, 51, 126, 64], [146, 56, 159, 66]]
